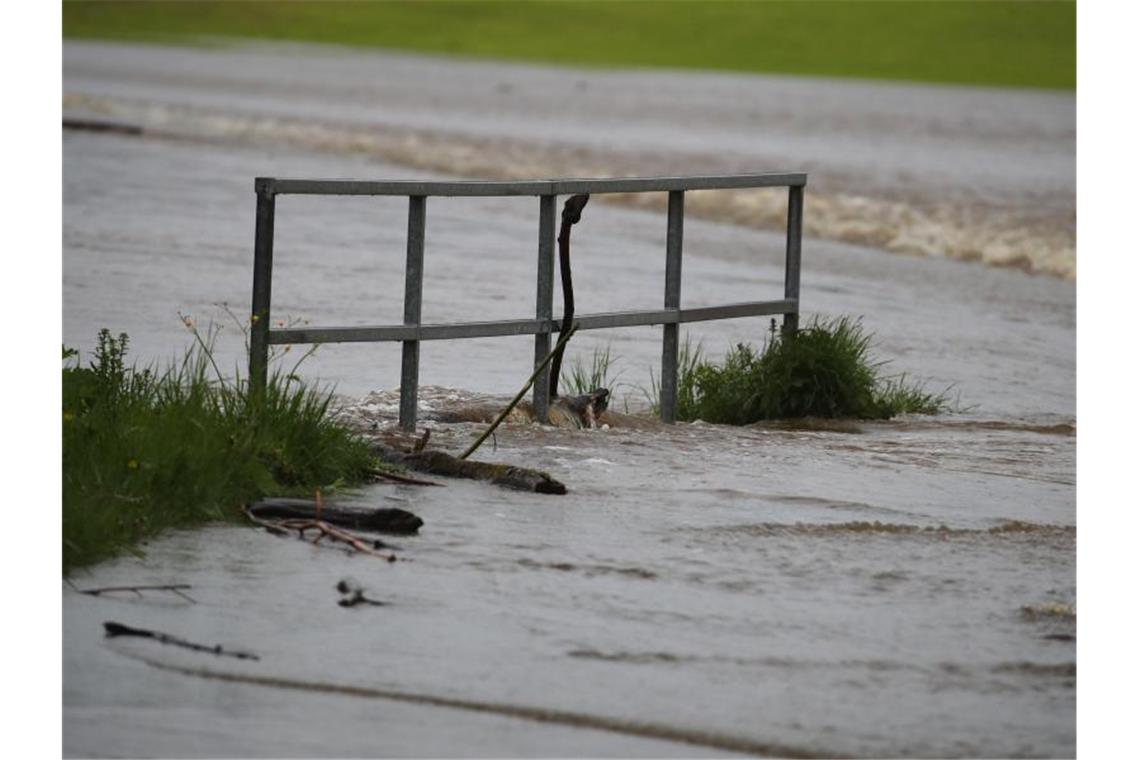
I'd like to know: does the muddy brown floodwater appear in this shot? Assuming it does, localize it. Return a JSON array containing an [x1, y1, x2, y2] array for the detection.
[[63, 40, 1074, 757]]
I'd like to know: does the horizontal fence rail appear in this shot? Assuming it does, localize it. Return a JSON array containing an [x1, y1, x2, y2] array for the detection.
[[260, 173, 806, 197], [250, 173, 806, 431]]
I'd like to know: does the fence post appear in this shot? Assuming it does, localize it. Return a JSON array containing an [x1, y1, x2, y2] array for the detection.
[[660, 190, 684, 423], [249, 179, 276, 396], [399, 195, 426, 432], [783, 184, 804, 335], [532, 194, 557, 423]]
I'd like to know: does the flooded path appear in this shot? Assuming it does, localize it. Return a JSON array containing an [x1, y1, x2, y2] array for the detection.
[[63, 41, 1074, 757]]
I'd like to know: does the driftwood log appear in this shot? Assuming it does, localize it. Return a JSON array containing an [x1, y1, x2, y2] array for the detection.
[[372, 444, 567, 495], [247, 497, 423, 534]]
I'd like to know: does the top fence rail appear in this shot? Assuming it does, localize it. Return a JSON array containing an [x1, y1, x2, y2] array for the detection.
[[249, 173, 806, 431], [256, 172, 807, 197]]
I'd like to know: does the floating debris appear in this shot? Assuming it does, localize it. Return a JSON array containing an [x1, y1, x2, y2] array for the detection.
[[103, 621, 259, 661]]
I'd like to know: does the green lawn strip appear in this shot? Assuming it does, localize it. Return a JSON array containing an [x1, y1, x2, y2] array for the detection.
[[63, 1, 1074, 90], [62, 330, 380, 574]]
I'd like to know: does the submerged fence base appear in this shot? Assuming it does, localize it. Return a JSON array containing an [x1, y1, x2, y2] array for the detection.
[[249, 174, 806, 431]]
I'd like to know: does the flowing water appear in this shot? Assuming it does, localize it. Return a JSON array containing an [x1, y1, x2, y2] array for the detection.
[[63, 41, 1075, 757]]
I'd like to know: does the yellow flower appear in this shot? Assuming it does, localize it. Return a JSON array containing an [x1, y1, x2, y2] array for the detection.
[[127, 459, 139, 470], [63, 410, 75, 422]]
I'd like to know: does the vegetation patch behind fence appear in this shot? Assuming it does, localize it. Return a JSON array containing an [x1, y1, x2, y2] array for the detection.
[[657, 318, 950, 424]]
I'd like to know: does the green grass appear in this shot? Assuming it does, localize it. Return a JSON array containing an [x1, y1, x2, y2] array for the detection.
[[560, 344, 621, 396], [642, 335, 706, 419], [63, 1, 1075, 90], [659, 318, 949, 423], [62, 328, 380, 574]]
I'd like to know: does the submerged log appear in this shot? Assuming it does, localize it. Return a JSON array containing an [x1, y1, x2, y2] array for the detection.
[[372, 444, 567, 495], [247, 497, 423, 534]]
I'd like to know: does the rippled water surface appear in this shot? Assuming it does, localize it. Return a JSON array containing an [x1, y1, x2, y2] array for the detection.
[[64, 41, 1074, 758]]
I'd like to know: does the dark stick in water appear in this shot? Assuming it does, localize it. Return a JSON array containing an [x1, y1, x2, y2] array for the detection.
[[549, 194, 590, 400], [103, 621, 260, 661], [71, 583, 196, 603]]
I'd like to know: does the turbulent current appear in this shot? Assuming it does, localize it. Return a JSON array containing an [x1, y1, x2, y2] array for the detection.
[[63, 40, 1075, 757]]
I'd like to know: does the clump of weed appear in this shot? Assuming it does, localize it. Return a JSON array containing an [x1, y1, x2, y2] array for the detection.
[[872, 373, 950, 417], [62, 326, 377, 574], [669, 317, 949, 423]]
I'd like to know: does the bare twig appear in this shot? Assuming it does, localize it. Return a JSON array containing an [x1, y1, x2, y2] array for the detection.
[[245, 508, 399, 561], [72, 583, 197, 604], [368, 468, 442, 487], [178, 311, 226, 385], [459, 323, 580, 460]]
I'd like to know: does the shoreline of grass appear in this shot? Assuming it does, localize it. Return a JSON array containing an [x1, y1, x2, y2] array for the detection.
[[63, 1, 1074, 91], [62, 329, 382, 574]]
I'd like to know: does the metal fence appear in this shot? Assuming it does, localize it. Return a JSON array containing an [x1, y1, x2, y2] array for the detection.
[[249, 173, 806, 431]]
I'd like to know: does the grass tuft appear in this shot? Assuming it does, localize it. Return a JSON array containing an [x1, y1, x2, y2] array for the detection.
[[659, 318, 949, 424], [62, 327, 377, 574], [643, 336, 705, 420], [560, 344, 621, 396]]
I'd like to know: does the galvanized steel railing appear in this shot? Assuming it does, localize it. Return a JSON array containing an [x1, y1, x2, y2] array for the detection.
[[249, 173, 806, 430]]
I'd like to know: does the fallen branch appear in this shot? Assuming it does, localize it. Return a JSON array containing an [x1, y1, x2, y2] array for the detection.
[[248, 498, 423, 534], [460, 323, 580, 460], [245, 507, 400, 561], [104, 621, 259, 660], [549, 194, 590, 400], [368, 467, 442, 487], [71, 583, 196, 603]]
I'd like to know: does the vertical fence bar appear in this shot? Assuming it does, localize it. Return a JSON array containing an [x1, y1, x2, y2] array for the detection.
[[532, 194, 557, 423], [783, 184, 804, 335], [660, 190, 685, 423], [249, 180, 276, 396], [399, 195, 427, 432]]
